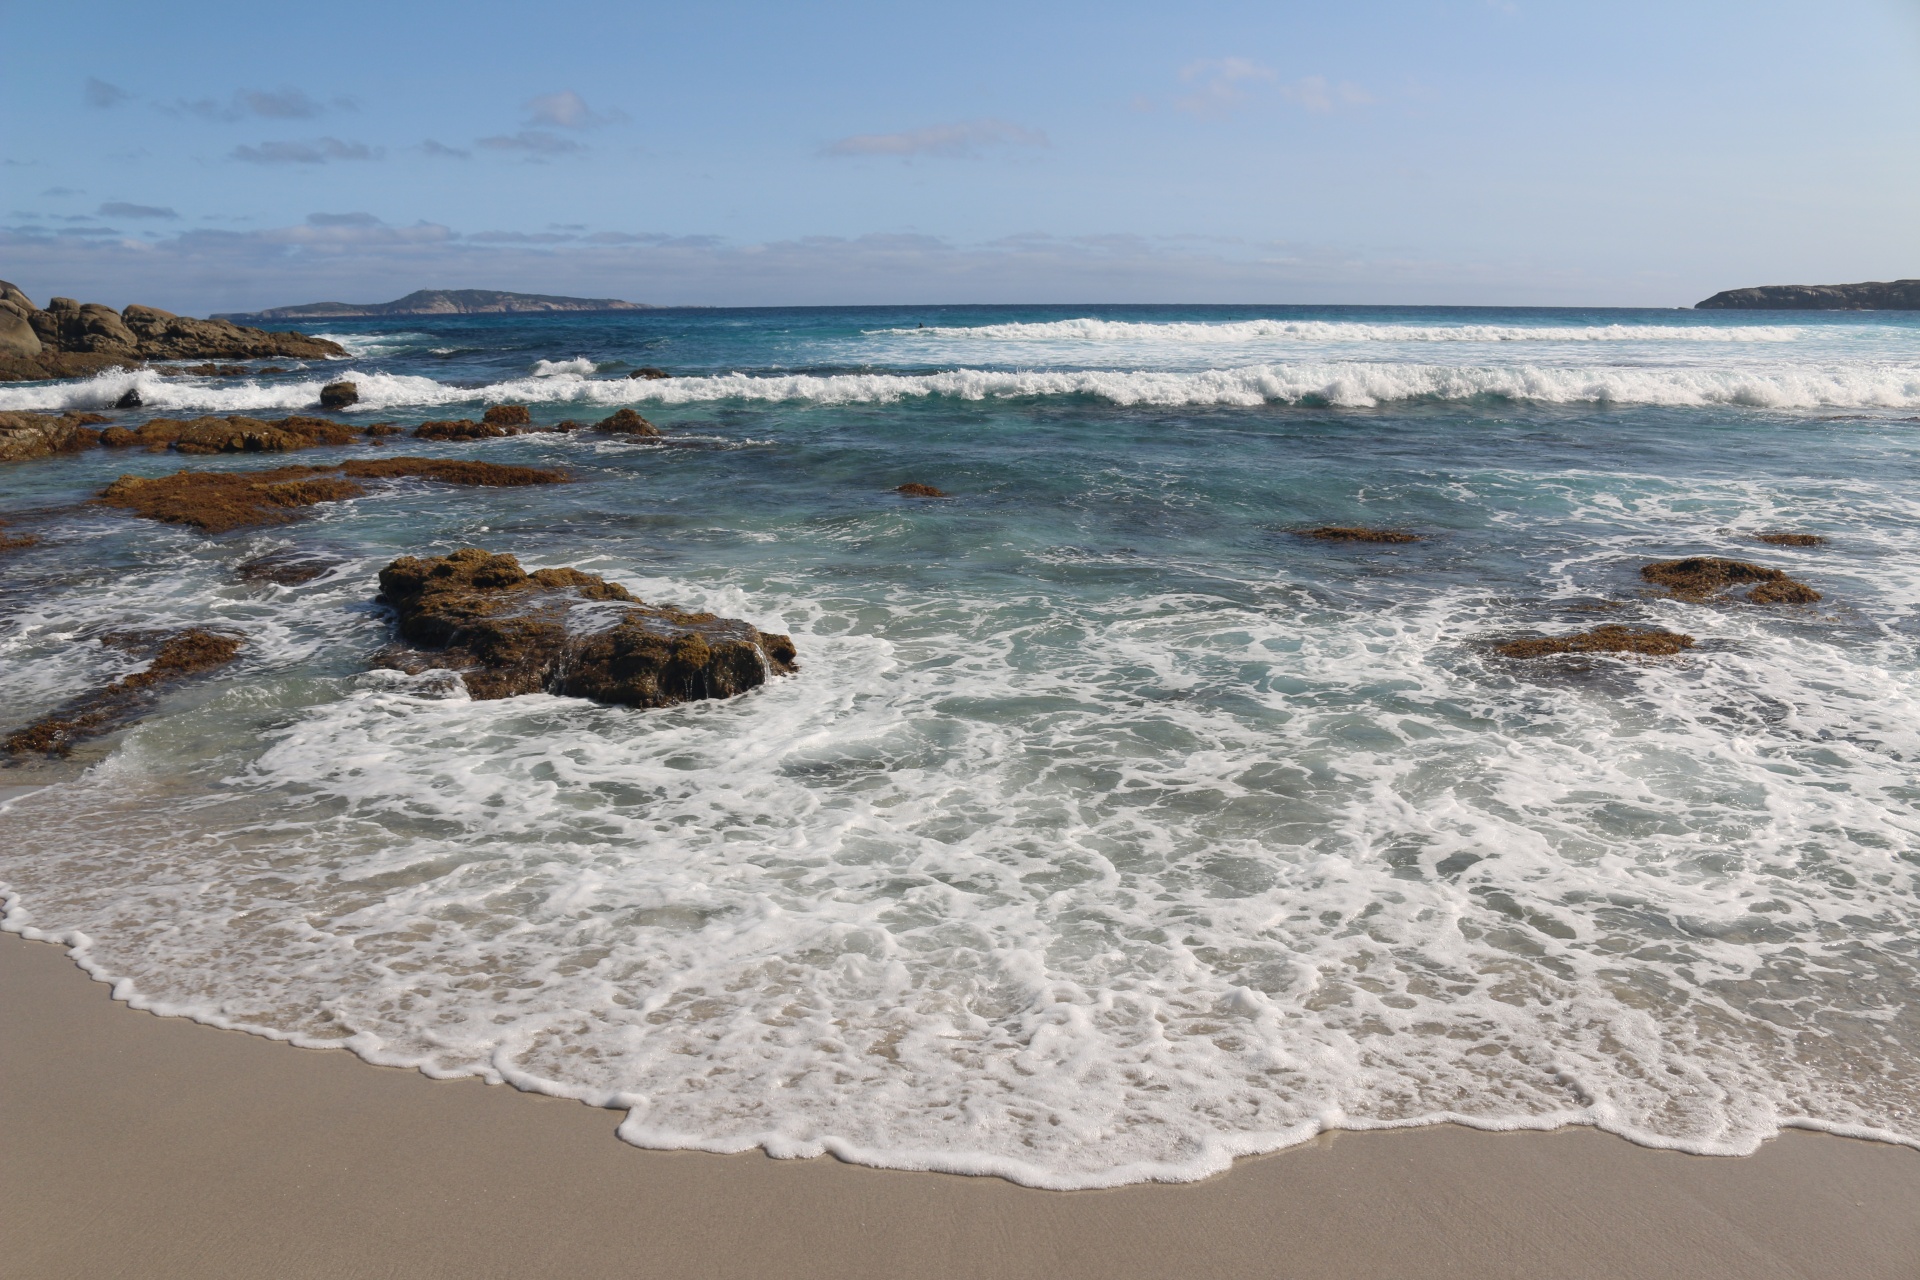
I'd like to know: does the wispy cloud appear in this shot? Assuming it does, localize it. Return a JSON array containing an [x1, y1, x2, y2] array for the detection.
[[98, 201, 178, 219], [169, 87, 344, 122], [822, 119, 1049, 159], [1277, 76, 1373, 113], [231, 138, 381, 165], [475, 131, 583, 157], [1174, 58, 1277, 115], [307, 211, 381, 227], [419, 139, 471, 159], [523, 90, 624, 130], [85, 78, 131, 109]]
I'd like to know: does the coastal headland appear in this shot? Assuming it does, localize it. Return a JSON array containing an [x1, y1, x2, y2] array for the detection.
[[216, 288, 654, 322], [1696, 279, 1920, 310]]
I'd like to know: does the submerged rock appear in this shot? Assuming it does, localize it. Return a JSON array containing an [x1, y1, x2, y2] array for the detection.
[[0, 519, 37, 553], [319, 380, 359, 409], [1752, 531, 1826, 548], [236, 550, 338, 585], [413, 418, 511, 441], [593, 407, 660, 436], [97, 457, 568, 532], [374, 548, 797, 707], [4, 628, 244, 758], [1641, 557, 1820, 604], [895, 482, 947, 497], [1300, 526, 1419, 543], [1494, 626, 1696, 660]]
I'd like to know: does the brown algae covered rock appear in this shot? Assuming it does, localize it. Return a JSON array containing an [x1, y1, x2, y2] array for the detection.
[[1494, 626, 1696, 660], [338, 457, 570, 487], [375, 548, 797, 708], [482, 404, 531, 427], [895, 482, 947, 497], [1641, 557, 1821, 604], [594, 407, 660, 436], [413, 418, 511, 441], [0, 411, 107, 461], [1300, 526, 1420, 544], [4, 628, 244, 758], [1752, 531, 1826, 547], [236, 550, 338, 585], [97, 466, 364, 532]]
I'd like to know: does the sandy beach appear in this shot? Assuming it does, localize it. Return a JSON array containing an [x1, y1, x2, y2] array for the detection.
[[2, 931, 1915, 1279]]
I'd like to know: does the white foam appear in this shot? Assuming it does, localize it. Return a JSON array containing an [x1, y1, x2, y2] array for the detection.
[[8, 361, 1916, 416], [532, 357, 597, 377], [875, 318, 1815, 344], [3, 497, 1920, 1187]]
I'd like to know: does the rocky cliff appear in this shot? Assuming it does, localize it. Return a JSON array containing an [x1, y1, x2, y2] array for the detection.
[[0, 280, 346, 381], [1695, 280, 1920, 310]]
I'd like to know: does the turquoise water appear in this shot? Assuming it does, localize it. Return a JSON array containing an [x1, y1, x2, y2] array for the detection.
[[2, 305, 1918, 1186]]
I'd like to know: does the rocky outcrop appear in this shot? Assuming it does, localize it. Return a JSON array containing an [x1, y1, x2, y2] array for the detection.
[[483, 404, 530, 427], [0, 280, 346, 381], [0, 411, 110, 461], [4, 628, 245, 758], [1495, 626, 1695, 660], [374, 548, 796, 708], [594, 407, 659, 436], [1696, 280, 1920, 310], [97, 414, 360, 454], [96, 457, 569, 532], [1640, 557, 1820, 604]]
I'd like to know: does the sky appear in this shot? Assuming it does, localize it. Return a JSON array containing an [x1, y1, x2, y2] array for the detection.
[[4, 0, 1918, 313]]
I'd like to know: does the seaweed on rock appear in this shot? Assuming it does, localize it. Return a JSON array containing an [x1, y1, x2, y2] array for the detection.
[[374, 548, 797, 708], [1494, 626, 1696, 660], [1640, 557, 1821, 604], [4, 628, 244, 758]]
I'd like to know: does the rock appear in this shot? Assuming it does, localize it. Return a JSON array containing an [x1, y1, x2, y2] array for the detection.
[[1300, 526, 1418, 543], [1752, 531, 1825, 547], [127, 313, 346, 361], [4, 628, 244, 758], [77, 303, 137, 351], [236, 551, 338, 585], [319, 380, 359, 409], [0, 280, 34, 312], [373, 548, 796, 707], [551, 419, 584, 432], [1494, 626, 1695, 660], [593, 407, 660, 436], [364, 423, 404, 437], [0, 350, 143, 382], [0, 412, 106, 461], [629, 367, 669, 379], [0, 519, 38, 554], [115, 388, 144, 409], [97, 457, 568, 533], [413, 418, 509, 441], [1696, 280, 1920, 310], [98, 466, 365, 533], [482, 404, 530, 427], [1640, 557, 1821, 604], [0, 306, 42, 359], [165, 364, 252, 377], [895, 483, 947, 497]]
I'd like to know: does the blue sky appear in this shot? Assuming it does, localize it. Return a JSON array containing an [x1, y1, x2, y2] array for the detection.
[[4, 0, 1917, 312]]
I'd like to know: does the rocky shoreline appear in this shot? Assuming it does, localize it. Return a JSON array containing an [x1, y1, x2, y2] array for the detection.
[[0, 279, 344, 383]]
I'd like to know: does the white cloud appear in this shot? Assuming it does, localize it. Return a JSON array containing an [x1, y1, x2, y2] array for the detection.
[[823, 119, 1049, 159], [1175, 58, 1276, 115], [1277, 76, 1374, 114], [522, 90, 624, 130]]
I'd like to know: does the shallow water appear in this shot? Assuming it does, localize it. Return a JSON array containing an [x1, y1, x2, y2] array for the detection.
[[2, 305, 1918, 1187]]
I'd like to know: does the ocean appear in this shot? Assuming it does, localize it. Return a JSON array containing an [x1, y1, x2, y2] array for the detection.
[[1, 303, 1917, 1188]]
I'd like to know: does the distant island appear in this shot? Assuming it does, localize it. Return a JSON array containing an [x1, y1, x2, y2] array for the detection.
[[1696, 279, 1920, 310], [215, 289, 654, 321]]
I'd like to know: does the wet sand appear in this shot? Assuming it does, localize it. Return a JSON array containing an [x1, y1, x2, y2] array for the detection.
[[3, 929, 1917, 1280]]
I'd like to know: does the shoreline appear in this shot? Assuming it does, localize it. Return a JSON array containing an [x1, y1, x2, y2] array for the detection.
[[4, 930, 1917, 1279]]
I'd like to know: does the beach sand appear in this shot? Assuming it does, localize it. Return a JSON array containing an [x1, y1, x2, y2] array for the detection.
[[3, 930, 1916, 1280]]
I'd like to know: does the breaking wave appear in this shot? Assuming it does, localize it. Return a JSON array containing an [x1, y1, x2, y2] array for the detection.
[[875, 318, 1815, 344]]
